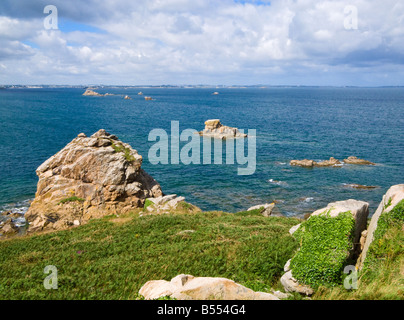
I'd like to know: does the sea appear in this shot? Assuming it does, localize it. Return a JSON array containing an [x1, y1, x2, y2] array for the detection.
[[0, 87, 403, 223]]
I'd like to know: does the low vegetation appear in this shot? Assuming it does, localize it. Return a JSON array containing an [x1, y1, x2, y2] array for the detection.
[[110, 141, 136, 162], [290, 211, 356, 288], [0, 209, 300, 300], [58, 196, 85, 205]]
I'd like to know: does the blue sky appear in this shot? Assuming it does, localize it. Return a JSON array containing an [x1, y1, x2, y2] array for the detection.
[[0, 0, 403, 86]]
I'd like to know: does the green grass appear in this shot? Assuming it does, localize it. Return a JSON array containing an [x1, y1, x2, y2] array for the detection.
[[58, 196, 85, 205], [0, 210, 300, 300], [111, 142, 136, 162]]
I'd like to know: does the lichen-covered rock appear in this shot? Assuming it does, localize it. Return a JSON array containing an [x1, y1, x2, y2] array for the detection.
[[139, 274, 279, 300], [25, 130, 163, 232], [199, 119, 247, 139]]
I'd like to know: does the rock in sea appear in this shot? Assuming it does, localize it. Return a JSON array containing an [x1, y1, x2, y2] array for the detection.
[[199, 119, 247, 139], [82, 89, 104, 96], [25, 129, 163, 233]]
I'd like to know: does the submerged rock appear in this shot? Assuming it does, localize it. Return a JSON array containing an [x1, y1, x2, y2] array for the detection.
[[139, 274, 279, 300], [199, 119, 247, 139], [344, 183, 378, 190], [25, 129, 163, 233]]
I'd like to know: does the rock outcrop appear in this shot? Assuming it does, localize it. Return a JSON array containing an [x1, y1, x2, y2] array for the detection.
[[199, 119, 247, 139], [82, 89, 104, 96], [25, 130, 163, 232], [139, 274, 279, 300], [356, 184, 404, 270]]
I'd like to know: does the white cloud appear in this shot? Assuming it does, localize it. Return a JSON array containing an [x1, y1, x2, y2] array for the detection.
[[0, 0, 403, 85]]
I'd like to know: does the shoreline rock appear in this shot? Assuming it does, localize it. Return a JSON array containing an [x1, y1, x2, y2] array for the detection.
[[199, 119, 247, 140], [25, 129, 163, 233]]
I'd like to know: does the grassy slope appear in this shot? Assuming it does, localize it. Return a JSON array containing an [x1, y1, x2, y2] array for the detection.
[[0, 210, 300, 300], [314, 200, 404, 300]]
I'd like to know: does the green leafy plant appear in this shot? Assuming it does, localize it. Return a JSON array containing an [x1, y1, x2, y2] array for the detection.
[[111, 142, 136, 162], [290, 211, 355, 288]]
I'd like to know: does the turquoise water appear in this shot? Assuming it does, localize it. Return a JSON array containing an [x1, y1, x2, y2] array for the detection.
[[0, 87, 403, 217]]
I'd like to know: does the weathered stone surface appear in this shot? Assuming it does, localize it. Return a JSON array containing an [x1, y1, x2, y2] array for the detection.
[[357, 184, 404, 270], [0, 219, 19, 236], [247, 203, 275, 217], [280, 271, 314, 296], [139, 274, 279, 300], [199, 119, 247, 139], [289, 224, 301, 236], [343, 156, 375, 165], [25, 130, 163, 233]]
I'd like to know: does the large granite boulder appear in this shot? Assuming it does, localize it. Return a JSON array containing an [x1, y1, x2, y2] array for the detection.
[[25, 130, 163, 232], [139, 274, 279, 300], [199, 119, 247, 139], [356, 184, 404, 270]]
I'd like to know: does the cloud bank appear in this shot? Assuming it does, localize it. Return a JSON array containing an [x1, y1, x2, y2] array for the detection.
[[0, 0, 403, 86]]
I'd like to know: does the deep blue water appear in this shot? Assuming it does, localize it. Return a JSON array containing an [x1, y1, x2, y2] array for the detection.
[[0, 87, 403, 217]]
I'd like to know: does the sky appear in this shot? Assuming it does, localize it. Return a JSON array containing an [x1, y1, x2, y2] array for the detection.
[[0, 0, 403, 86]]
